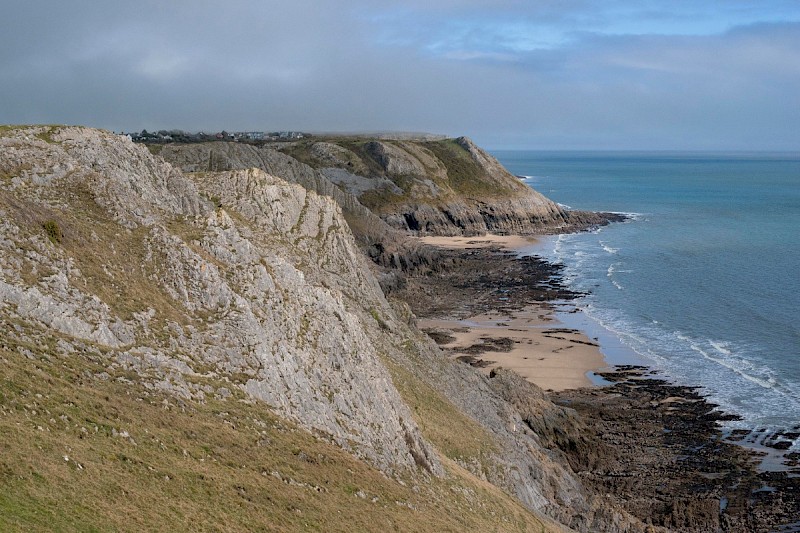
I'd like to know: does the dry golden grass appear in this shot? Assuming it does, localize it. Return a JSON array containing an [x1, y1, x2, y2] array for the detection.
[[0, 332, 560, 532], [383, 358, 497, 464]]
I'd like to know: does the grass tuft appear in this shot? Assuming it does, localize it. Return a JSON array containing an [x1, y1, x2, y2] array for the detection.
[[42, 220, 62, 244]]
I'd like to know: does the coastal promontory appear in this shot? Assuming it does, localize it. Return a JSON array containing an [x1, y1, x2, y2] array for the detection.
[[1, 126, 796, 532]]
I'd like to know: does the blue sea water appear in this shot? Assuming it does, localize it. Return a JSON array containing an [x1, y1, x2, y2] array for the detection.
[[493, 151, 800, 441]]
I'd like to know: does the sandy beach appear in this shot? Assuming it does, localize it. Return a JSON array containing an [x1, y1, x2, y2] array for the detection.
[[419, 306, 608, 391], [419, 233, 539, 251], [414, 233, 608, 391]]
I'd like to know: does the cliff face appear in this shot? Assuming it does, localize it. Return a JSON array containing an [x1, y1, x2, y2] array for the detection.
[[159, 136, 611, 238], [0, 126, 437, 475], [157, 141, 440, 275], [0, 126, 644, 531]]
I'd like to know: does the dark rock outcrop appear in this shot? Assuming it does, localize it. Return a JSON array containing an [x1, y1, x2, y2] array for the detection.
[[554, 367, 800, 532]]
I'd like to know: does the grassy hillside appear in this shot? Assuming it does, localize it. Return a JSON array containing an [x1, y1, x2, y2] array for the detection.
[[0, 316, 560, 533], [279, 137, 523, 212], [420, 139, 519, 198]]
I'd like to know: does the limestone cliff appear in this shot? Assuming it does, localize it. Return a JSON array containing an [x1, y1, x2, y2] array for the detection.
[[157, 141, 439, 274], [285, 135, 616, 235], [158, 136, 615, 240], [0, 126, 646, 531], [0, 126, 437, 475]]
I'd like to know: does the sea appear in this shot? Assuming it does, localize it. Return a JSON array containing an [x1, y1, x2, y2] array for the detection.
[[493, 150, 800, 451]]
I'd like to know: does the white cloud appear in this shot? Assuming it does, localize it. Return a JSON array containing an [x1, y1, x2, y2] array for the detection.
[[0, 1, 798, 149]]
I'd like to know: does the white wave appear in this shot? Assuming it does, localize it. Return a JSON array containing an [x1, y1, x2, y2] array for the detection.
[[552, 234, 568, 263], [581, 307, 658, 357], [610, 211, 646, 222], [710, 340, 733, 356], [664, 331, 780, 395], [599, 241, 618, 254], [683, 336, 785, 393], [660, 332, 791, 402], [557, 202, 573, 210], [607, 263, 633, 277], [611, 280, 624, 290]]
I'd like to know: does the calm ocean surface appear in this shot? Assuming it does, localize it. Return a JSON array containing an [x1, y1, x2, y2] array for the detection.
[[494, 151, 800, 440]]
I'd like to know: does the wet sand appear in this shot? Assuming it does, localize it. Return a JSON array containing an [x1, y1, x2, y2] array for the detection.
[[415, 233, 607, 392], [419, 233, 538, 251], [419, 306, 608, 391]]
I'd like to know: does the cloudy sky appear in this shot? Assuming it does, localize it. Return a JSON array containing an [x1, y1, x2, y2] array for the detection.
[[2, 1, 799, 150]]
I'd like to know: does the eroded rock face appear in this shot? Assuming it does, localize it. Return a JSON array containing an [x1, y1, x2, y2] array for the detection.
[[310, 141, 369, 175], [159, 136, 612, 238], [159, 141, 363, 213], [0, 126, 647, 531], [365, 140, 429, 177], [373, 137, 613, 236], [158, 141, 440, 276], [0, 126, 439, 476], [385, 197, 566, 236]]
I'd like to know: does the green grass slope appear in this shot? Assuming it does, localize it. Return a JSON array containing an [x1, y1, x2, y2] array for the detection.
[[279, 137, 527, 214], [0, 336, 564, 532]]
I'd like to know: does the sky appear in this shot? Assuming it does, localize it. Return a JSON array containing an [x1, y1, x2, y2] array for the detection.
[[1, 1, 799, 150]]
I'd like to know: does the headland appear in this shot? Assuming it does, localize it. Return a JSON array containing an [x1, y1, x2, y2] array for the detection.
[[2, 125, 797, 531]]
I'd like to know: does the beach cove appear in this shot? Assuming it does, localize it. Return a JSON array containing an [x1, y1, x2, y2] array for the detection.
[[417, 234, 608, 392], [498, 150, 800, 438], [399, 231, 800, 529]]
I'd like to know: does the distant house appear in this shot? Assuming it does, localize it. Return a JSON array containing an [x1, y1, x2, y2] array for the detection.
[[275, 131, 304, 140]]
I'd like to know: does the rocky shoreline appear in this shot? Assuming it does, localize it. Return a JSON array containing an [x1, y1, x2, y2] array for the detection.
[[554, 367, 800, 531], [397, 240, 800, 532], [4, 126, 796, 531]]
